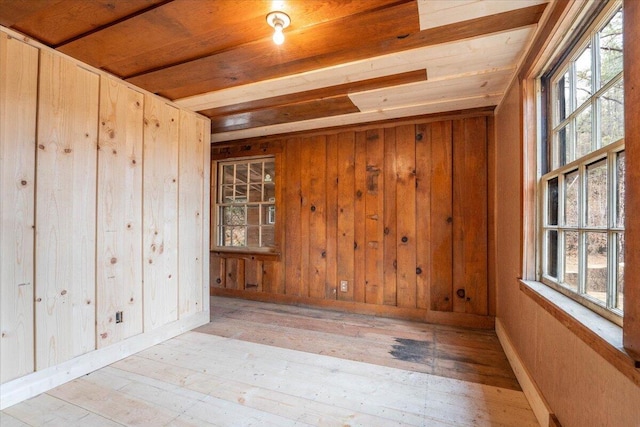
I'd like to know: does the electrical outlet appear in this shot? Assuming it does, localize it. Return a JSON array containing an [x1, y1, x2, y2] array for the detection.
[[115, 311, 124, 324], [340, 280, 348, 292]]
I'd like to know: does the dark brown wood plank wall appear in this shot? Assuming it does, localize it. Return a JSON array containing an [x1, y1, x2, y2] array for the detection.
[[211, 114, 492, 324]]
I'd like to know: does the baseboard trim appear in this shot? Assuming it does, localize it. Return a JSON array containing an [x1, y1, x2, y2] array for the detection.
[[495, 317, 557, 427], [0, 311, 209, 410]]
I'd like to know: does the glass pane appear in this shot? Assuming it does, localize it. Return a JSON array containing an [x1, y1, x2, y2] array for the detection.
[[599, 9, 623, 88], [616, 151, 625, 228], [564, 170, 579, 226], [575, 105, 592, 159], [222, 206, 245, 226], [250, 162, 263, 182], [221, 185, 234, 203], [599, 78, 624, 146], [223, 226, 246, 247], [586, 232, 607, 305], [586, 159, 607, 227], [264, 183, 275, 202], [246, 226, 260, 247], [616, 232, 624, 311], [235, 163, 248, 183], [222, 164, 235, 184], [555, 124, 571, 168], [249, 184, 262, 202], [264, 160, 275, 183], [246, 205, 260, 226], [575, 45, 592, 108], [555, 70, 571, 124], [547, 177, 558, 226], [262, 225, 275, 247], [546, 230, 558, 278], [263, 205, 275, 225], [235, 184, 247, 201], [563, 231, 579, 291]]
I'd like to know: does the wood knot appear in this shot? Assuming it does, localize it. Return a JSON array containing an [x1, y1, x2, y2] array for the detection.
[[36, 297, 42, 302], [356, 190, 363, 198], [86, 300, 91, 305], [130, 297, 134, 302], [64, 148, 72, 154], [20, 180, 27, 186], [112, 149, 117, 155], [132, 159, 136, 165], [447, 217, 453, 223], [110, 257, 117, 264], [416, 267, 422, 275], [456, 289, 466, 298], [148, 259, 153, 264], [216, 278, 222, 284], [61, 290, 67, 296], [321, 251, 326, 258], [384, 227, 390, 235], [168, 274, 172, 279], [38, 144, 45, 150], [101, 333, 108, 339], [416, 133, 423, 141], [401, 236, 408, 243], [109, 131, 116, 139], [310, 205, 316, 212]]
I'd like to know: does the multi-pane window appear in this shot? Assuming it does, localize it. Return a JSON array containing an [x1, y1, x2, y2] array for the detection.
[[216, 157, 276, 249], [541, 3, 624, 322]]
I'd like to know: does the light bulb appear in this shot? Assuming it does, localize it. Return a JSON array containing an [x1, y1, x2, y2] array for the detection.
[[273, 23, 285, 45]]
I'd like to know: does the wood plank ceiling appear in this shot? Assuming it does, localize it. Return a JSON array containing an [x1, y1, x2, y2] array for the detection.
[[0, 0, 548, 142]]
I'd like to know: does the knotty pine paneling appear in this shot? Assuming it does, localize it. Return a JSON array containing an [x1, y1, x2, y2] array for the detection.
[[96, 76, 144, 348], [143, 95, 179, 331], [178, 111, 206, 318], [211, 115, 491, 320], [0, 33, 38, 383], [35, 51, 100, 369]]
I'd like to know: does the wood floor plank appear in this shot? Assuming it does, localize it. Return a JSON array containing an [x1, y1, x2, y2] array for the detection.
[[2, 296, 536, 426], [198, 296, 520, 390]]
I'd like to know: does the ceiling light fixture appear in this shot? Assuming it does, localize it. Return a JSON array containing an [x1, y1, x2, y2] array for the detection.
[[266, 11, 290, 45]]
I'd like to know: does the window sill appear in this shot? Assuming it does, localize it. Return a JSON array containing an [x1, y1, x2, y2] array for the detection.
[[519, 279, 640, 387], [211, 247, 280, 261]]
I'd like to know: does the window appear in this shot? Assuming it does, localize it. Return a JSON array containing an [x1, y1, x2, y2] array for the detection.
[[540, 2, 624, 323], [215, 156, 276, 250]]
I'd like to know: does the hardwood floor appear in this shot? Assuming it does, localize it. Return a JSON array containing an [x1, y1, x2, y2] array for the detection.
[[1, 297, 537, 426]]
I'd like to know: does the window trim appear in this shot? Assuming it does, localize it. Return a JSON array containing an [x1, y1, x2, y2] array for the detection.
[[537, 0, 624, 325], [211, 154, 279, 254]]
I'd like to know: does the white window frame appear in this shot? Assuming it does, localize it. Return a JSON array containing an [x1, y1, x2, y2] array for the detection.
[[539, 1, 624, 325], [214, 155, 276, 251]]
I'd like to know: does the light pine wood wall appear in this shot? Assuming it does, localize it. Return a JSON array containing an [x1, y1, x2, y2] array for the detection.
[[0, 30, 38, 384], [211, 114, 493, 327], [0, 31, 210, 386]]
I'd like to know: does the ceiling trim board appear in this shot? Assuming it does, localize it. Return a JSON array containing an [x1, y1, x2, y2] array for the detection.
[[211, 93, 503, 143], [200, 70, 427, 118]]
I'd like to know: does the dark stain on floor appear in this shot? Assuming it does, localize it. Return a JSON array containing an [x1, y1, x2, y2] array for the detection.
[[390, 338, 432, 363]]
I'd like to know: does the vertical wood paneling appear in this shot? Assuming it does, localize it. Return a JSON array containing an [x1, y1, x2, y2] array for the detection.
[[415, 123, 431, 310], [225, 258, 244, 290], [212, 115, 492, 320], [284, 138, 302, 296], [395, 125, 417, 308], [453, 117, 488, 315], [383, 127, 398, 306], [201, 118, 211, 311], [35, 51, 99, 369], [299, 138, 312, 297], [308, 136, 328, 300], [178, 111, 205, 318], [96, 76, 144, 348], [0, 33, 37, 383], [337, 131, 356, 301], [354, 131, 367, 303], [143, 95, 179, 330], [210, 254, 226, 288], [325, 134, 339, 299], [430, 121, 454, 311], [365, 129, 385, 305], [244, 259, 263, 291]]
